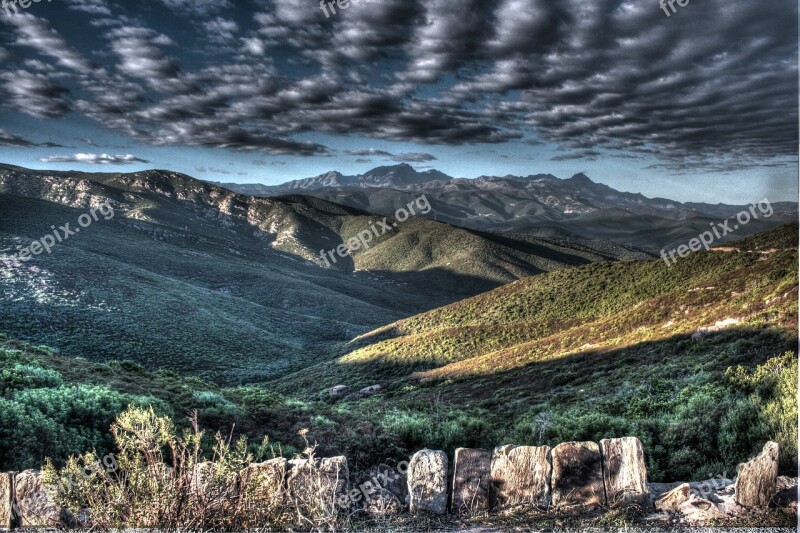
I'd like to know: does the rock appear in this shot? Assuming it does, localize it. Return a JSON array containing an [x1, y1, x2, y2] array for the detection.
[[239, 458, 288, 521], [358, 385, 382, 396], [551, 441, 606, 510], [772, 476, 798, 507], [14, 470, 73, 528], [408, 449, 448, 515], [287, 456, 349, 515], [328, 385, 349, 397], [354, 464, 407, 512], [490, 445, 551, 510], [451, 448, 491, 514], [599, 437, 648, 507], [735, 441, 779, 508], [654, 483, 693, 512], [0, 473, 12, 530], [362, 488, 403, 516]]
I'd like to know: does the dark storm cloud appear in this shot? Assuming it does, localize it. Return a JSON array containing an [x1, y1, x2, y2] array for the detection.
[[0, 0, 795, 166], [345, 149, 437, 162]]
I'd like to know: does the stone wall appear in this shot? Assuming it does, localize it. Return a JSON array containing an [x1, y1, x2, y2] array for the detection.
[[0, 438, 782, 528]]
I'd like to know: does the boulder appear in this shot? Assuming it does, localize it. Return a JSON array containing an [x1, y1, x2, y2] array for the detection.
[[599, 437, 648, 507], [358, 385, 382, 396], [451, 448, 491, 514], [328, 385, 349, 397], [14, 470, 73, 528], [287, 456, 349, 514], [551, 441, 606, 510], [490, 445, 551, 510], [0, 472, 12, 530], [407, 449, 448, 515], [239, 458, 288, 521], [772, 476, 798, 507], [735, 441, 779, 508]]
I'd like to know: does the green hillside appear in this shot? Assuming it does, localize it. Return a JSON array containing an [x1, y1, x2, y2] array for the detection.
[[268, 223, 798, 480]]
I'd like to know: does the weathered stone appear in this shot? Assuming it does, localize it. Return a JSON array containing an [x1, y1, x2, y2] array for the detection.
[[408, 449, 448, 515], [772, 476, 798, 507], [362, 488, 403, 516], [551, 441, 606, 510], [328, 385, 349, 397], [451, 448, 491, 514], [353, 463, 407, 514], [735, 441, 779, 508], [358, 385, 382, 396], [600, 437, 648, 507], [14, 469, 72, 528], [490, 445, 551, 510], [287, 456, 349, 513], [0, 472, 12, 530], [654, 483, 693, 512], [239, 458, 288, 521]]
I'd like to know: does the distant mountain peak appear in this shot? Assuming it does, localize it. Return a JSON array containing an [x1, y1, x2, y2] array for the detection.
[[567, 172, 594, 185]]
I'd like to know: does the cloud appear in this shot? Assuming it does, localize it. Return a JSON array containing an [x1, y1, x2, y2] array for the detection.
[[345, 149, 394, 157], [0, 129, 36, 147], [550, 150, 600, 161], [0, 0, 793, 170], [39, 153, 150, 164], [391, 152, 437, 162]]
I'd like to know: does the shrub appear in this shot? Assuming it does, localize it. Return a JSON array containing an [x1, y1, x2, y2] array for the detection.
[[44, 406, 278, 530]]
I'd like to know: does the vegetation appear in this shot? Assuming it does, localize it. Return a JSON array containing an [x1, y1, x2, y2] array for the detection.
[[2, 224, 796, 485]]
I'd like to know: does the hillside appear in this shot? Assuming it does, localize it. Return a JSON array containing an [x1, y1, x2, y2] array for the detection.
[[266, 224, 798, 480], [0, 225, 796, 484], [0, 164, 642, 384]]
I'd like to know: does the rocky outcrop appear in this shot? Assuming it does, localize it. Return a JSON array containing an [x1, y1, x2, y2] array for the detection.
[[14, 470, 72, 528], [408, 449, 448, 515], [490, 445, 551, 510], [451, 448, 492, 514], [600, 437, 648, 506], [735, 441, 779, 508], [551, 442, 606, 510]]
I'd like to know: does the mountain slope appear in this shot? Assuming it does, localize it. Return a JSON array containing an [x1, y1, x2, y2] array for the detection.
[[0, 164, 642, 383], [275, 223, 798, 399]]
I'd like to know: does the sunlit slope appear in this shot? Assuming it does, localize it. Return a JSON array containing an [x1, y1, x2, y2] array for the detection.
[[276, 224, 798, 392]]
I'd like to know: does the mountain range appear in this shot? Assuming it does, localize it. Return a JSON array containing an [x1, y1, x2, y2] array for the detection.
[[214, 164, 797, 252], [0, 163, 645, 383]]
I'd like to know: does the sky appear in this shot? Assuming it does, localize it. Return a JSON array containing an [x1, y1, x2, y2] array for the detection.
[[0, 0, 797, 204]]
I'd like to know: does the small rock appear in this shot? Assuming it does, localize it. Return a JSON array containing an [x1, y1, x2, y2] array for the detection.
[[408, 449, 448, 515], [735, 441, 779, 508], [772, 476, 798, 507]]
